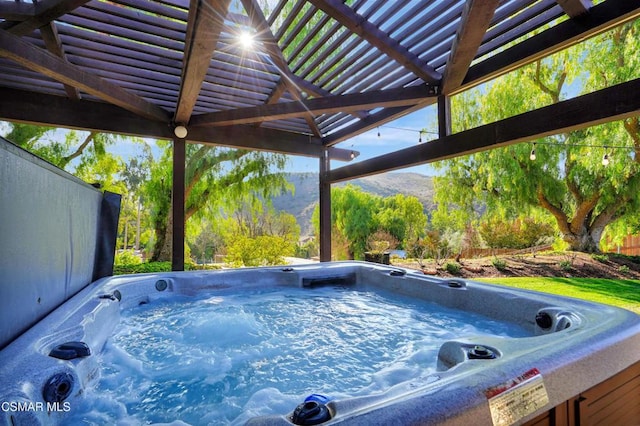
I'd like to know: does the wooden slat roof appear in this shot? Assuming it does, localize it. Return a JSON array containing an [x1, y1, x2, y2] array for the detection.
[[1, 0, 639, 164]]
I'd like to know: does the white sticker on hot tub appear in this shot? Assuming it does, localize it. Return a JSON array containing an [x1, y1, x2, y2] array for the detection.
[[485, 368, 549, 426]]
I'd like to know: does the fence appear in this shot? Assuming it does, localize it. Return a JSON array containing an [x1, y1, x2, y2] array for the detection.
[[459, 244, 554, 259], [609, 234, 640, 256]]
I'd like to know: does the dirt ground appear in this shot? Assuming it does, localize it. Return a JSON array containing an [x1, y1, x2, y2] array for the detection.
[[393, 251, 640, 280]]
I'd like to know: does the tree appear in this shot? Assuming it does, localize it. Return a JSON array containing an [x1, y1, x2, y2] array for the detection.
[[433, 21, 640, 253], [3, 122, 127, 172], [376, 194, 427, 248], [143, 142, 292, 261]]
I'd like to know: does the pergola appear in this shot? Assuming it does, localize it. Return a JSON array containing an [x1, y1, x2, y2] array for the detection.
[[1, 0, 639, 269]]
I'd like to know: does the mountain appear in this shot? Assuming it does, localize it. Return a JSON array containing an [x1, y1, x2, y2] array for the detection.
[[271, 172, 435, 236]]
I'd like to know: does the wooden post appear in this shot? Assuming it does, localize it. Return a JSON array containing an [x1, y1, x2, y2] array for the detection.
[[172, 137, 186, 271], [438, 94, 451, 138], [319, 149, 332, 262]]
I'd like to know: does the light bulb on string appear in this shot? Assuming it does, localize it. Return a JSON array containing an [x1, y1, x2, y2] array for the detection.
[[377, 127, 381, 138], [529, 145, 536, 161], [602, 153, 610, 166]]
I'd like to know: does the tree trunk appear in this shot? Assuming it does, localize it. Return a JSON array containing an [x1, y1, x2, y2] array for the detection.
[[151, 206, 172, 262], [562, 228, 601, 253], [135, 198, 141, 251]]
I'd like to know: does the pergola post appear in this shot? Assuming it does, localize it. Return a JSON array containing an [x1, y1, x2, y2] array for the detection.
[[438, 94, 452, 138], [172, 137, 186, 271], [319, 149, 332, 262]]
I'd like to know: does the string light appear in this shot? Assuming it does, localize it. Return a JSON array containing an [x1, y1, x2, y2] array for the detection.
[[375, 125, 438, 142], [522, 141, 633, 166]]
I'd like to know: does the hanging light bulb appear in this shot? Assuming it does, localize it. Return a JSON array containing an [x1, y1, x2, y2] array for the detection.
[[529, 148, 536, 161], [377, 127, 381, 138], [602, 153, 610, 166], [418, 131, 423, 143]]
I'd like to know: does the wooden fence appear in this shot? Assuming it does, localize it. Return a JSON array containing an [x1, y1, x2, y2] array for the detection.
[[608, 234, 640, 256], [459, 244, 553, 259]]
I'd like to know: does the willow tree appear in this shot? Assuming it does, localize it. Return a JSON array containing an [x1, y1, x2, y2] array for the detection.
[[2, 122, 127, 192], [144, 142, 291, 261], [433, 22, 640, 253]]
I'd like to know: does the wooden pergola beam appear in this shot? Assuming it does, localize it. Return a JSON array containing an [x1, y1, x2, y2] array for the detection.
[[441, 0, 500, 95], [240, 0, 322, 137], [175, 0, 231, 124], [0, 87, 356, 161], [462, 0, 640, 93], [328, 77, 640, 183], [0, 1, 35, 21], [324, 1, 640, 146], [190, 85, 436, 127], [0, 29, 170, 122], [4, 0, 90, 37], [556, 0, 592, 18], [39, 22, 81, 100], [307, 0, 441, 85]]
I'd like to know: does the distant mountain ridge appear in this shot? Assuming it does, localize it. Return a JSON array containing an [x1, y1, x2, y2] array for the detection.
[[271, 172, 435, 236]]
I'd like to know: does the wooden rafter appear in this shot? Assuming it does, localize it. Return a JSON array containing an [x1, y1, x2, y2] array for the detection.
[[0, 86, 356, 161], [556, 0, 592, 17], [0, 28, 169, 121], [240, 0, 321, 137], [462, 0, 640, 93], [175, 0, 231, 124], [39, 22, 81, 100], [0, 1, 34, 21], [328, 77, 640, 182], [3, 0, 90, 37], [190, 85, 435, 127], [307, 0, 441, 85], [441, 0, 500, 95]]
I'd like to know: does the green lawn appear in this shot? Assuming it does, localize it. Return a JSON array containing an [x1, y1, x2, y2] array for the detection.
[[475, 277, 640, 314]]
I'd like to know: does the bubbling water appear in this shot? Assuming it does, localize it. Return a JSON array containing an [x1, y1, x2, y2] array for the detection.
[[66, 287, 529, 425]]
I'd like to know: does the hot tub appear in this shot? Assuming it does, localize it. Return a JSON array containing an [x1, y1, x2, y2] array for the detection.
[[1, 262, 639, 425]]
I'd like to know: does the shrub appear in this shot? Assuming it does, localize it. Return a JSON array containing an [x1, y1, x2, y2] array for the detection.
[[492, 257, 507, 271], [114, 250, 142, 266], [618, 265, 630, 275], [225, 235, 295, 267], [591, 253, 609, 263], [559, 260, 572, 271], [444, 262, 462, 275]]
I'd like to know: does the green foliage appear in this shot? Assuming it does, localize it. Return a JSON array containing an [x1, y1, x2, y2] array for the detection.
[[433, 21, 640, 253], [113, 261, 205, 275], [366, 230, 398, 254], [444, 262, 462, 275], [144, 143, 292, 261], [559, 260, 573, 271], [591, 253, 609, 263], [295, 239, 318, 259], [312, 186, 427, 260], [406, 230, 451, 267], [114, 250, 142, 266], [479, 217, 555, 249], [225, 235, 295, 267], [492, 257, 507, 271], [618, 265, 630, 275]]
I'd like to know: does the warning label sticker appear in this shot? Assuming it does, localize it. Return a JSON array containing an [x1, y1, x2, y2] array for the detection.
[[485, 368, 549, 426]]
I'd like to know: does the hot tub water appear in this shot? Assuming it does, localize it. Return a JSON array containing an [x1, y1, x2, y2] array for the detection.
[[65, 286, 529, 425]]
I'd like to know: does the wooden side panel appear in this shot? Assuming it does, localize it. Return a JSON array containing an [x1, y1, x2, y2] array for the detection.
[[523, 362, 640, 426], [577, 362, 640, 426]]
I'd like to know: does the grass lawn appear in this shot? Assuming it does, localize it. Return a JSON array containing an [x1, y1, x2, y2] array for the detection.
[[475, 277, 640, 314]]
